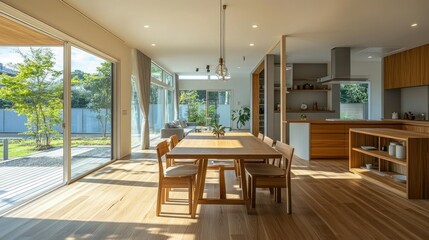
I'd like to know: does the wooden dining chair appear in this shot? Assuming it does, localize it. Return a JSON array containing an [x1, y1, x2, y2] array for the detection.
[[257, 132, 264, 141], [156, 140, 198, 216], [235, 135, 275, 188], [245, 141, 294, 213], [169, 135, 198, 165]]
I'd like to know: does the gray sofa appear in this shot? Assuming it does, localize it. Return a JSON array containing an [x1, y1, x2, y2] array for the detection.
[[160, 120, 196, 140]]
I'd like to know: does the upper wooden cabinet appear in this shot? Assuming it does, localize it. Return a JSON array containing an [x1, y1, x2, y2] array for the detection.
[[384, 44, 429, 89]]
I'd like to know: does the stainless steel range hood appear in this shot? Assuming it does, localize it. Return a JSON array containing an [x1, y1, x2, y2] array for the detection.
[[317, 47, 368, 84]]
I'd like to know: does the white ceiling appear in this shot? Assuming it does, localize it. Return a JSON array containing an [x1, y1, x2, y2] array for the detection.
[[64, 0, 429, 78]]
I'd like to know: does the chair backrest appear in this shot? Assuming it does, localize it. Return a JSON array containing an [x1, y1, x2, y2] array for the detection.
[[169, 134, 179, 150], [257, 133, 264, 141], [156, 140, 170, 179], [263, 136, 274, 147], [275, 141, 294, 176]]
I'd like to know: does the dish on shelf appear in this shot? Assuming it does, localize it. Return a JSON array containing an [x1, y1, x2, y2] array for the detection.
[[300, 103, 308, 110], [361, 146, 377, 150], [392, 175, 407, 183]]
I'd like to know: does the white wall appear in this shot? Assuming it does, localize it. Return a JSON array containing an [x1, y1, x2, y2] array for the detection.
[[178, 75, 251, 129], [351, 60, 383, 120], [1, 0, 132, 158]]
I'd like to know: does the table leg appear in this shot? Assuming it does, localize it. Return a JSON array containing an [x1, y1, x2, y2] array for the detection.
[[238, 159, 250, 213], [192, 158, 208, 218]]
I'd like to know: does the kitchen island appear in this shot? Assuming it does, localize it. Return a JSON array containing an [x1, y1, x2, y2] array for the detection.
[[286, 120, 402, 160]]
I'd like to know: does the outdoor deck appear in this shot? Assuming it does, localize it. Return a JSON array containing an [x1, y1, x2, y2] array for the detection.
[[0, 146, 111, 214]]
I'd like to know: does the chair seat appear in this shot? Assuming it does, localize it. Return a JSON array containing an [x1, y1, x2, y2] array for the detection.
[[164, 164, 198, 177], [245, 163, 284, 176]]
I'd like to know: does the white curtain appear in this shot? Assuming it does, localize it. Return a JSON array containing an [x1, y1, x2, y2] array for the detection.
[[132, 49, 151, 149], [174, 73, 180, 119]]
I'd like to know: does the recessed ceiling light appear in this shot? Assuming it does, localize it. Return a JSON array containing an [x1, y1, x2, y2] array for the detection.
[[252, 25, 258, 28], [411, 23, 418, 27], [237, 67, 241, 69], [368, 56, 373, 59], [151, 43, 156, 46], [144, 25, 150, 28], [249, 43, 255, 47]]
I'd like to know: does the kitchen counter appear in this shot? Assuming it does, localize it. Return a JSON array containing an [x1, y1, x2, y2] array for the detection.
[[285, 119, 394, 124], [287, 120, 403, 160]]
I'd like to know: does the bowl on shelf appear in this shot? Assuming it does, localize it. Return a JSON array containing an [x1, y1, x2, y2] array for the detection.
[[392, 174, 407, 183]]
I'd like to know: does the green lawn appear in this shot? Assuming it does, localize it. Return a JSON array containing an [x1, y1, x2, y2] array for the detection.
[[0, 138, 111, 159]]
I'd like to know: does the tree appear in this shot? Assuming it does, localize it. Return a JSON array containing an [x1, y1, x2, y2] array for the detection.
[[71, 70, 90, 108], [0, 48, 62, 149], [179, 90, 206, 125], [81, 62, 112, 137], [340, 84, 368, 103]]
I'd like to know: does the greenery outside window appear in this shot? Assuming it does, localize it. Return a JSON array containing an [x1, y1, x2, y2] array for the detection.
[[340, 83, 369, 120]]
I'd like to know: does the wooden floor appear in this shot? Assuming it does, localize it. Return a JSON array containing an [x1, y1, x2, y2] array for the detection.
[[0, 147, 428, 240]]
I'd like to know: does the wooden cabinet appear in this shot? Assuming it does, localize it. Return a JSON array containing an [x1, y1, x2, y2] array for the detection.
[[349, 128, 429, 199], [310, 123, 401, 159], [311, 124, 345, 158], [384, 44, 429, 89]]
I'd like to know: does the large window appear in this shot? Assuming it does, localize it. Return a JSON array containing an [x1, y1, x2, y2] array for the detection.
[[179, 90, 231, 127], [340, 83, 369, 119], [149, 84, 164, 137], [131, 77, 142, 147], [132, 62, 175, 143], [70, 46, 113, 179], [0, 14, 116, 213], [0, 45, 64, 214]]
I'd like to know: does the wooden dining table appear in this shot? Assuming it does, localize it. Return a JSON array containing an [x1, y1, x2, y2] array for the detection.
[[166, 132, 282, 218]]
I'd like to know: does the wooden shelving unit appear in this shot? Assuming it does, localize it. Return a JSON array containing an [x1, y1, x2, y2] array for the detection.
[[349, 128, 429, 199]]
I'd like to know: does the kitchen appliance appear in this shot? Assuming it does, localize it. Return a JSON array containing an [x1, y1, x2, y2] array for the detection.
[[318, 47, 368, 84]]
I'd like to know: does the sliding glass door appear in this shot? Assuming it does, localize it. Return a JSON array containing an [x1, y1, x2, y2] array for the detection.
[[0, 21, 65, 213], [70, 46, 113, 179], [207, 90, 231, 127], [0, 14, 115, 214], [179, 90, 231, 128]]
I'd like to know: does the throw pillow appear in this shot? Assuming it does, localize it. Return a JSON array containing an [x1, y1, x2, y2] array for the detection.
[[171, 120, 181, 128], [164, 123, 171, 128], [179, 120, 186, 128]]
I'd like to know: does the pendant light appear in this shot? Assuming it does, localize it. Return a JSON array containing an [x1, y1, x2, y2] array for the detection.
[[215, 1, 230, 81]]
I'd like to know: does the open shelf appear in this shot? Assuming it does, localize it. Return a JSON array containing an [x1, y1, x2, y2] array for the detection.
[[349, 128, 429, 199], [350, 168, 407, 197], [352, 148, 407, 166]]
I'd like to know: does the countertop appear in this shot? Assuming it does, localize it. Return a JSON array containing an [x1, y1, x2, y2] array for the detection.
[[284, 120, 393, 124], [284, 119, 429, 126]]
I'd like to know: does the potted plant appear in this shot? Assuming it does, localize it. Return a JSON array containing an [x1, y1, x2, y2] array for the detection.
[[212, 123, 226, 139], [231, 106, 250, 129]]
